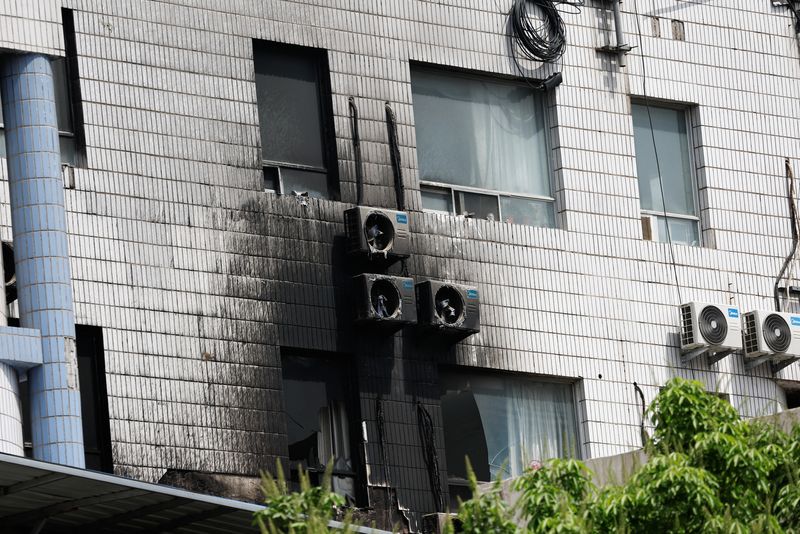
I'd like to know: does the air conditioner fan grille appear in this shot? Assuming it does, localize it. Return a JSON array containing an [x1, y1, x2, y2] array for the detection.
[[699, 306, 727, 345], [364, 213, 394, 253], [763, 314, 791, 353], [434, 286, 464, 325]]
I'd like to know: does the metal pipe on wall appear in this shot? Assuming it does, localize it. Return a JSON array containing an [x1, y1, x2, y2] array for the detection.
[[0, 53, 84, 467], [611, 0, 627, 67]]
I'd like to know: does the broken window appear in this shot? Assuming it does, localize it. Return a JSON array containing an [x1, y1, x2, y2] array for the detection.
[[253, 40, 338, 199], [281, 351, 359, 503], [439, 369, 579, 503]]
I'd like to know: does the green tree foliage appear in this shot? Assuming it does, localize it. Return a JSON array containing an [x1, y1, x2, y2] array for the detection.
[[453, 377, 800, 533], [253, 462, 358, 534]]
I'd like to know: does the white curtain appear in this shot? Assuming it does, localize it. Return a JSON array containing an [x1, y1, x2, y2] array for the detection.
[[505, 380, 578, 477], [411, 69, 551, 197], [468, 375, 578, 479]]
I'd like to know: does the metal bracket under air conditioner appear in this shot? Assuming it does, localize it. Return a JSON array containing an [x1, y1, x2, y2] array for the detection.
[[680, 346, 736, 366], [771, 356, 800, 374]]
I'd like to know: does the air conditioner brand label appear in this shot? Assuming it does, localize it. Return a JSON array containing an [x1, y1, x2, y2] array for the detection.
[[403, 280, 413, 289], [466, 289, 479, 299], [728, 308, 739, 319], [396, 213, 408, 224], [791, 316, 800, 328]]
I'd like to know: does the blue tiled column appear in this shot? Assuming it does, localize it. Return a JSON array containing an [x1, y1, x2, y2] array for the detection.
[[0, 54, 84, 467]]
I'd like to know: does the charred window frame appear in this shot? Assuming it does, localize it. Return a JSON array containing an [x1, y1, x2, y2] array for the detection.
[[0, 9, 86, 167], [438, 367, 580, 507], [280, 349, 364, 505], [253, 40, 339, 200]]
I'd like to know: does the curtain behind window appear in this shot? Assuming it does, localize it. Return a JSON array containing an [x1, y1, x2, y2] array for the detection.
[[441, 371, 579, 482], [411, 69, 550, 197]]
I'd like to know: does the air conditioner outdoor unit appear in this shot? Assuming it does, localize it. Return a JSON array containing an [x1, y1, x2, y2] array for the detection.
[[344, 206, 410, 260], [353, 274, 416, 331], [742, 310, 800, 360], [680, 302, 742, 356], [416, 280, 480, 339]]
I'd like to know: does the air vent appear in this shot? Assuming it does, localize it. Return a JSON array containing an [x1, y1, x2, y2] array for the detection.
[[698, 305, 727, 345], [680, 303, 694, 347], [416, 280, 479, 339], [743, 312, 758, 355], [353, 274, 416, 332], [344, 206, 410, 261], [763, 314, 792, 353]]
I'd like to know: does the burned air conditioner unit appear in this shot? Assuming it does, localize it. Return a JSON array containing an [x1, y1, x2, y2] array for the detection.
[[416, 280, 480, 340], [679, 302, 742, 365], [742, 310, 800, 372], [353, 273, 417, 332], [344, 206, 410, 262]]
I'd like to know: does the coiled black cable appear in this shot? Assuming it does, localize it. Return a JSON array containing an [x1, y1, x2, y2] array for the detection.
[[510, 0, 583, 63]]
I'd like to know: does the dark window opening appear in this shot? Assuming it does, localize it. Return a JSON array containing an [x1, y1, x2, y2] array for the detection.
[[61, 7, 87, 167], [281, 349, 362, 504], [439, 368, 579, 507], [785, 388, 800, 410], [254, 40, 338, 199], [18, 323, 113, 472]]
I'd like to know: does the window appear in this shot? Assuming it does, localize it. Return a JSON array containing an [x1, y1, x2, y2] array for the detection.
[[17, 323, 112, 472], [411, 67, 555, 227], [781, 384, 800, 410], [439, 369, 579, 504], [75, 325, 113, 471], [281, 350, 360, 503], [0, 58, 77, 164], [254, 41, 337, 199], [0, 9, 83, 166], [632, 103, 700, 246]]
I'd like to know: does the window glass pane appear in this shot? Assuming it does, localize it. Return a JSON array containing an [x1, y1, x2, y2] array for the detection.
[[281, 167, 329, 199], [255, 44, 326, 169], [654, 215, 700, 246], [500, 196, 555, 227], [264, 165, 280, 192], [456, 191, 499, 221], [440, 371, 579, 482], [421, 186, 453, 213], [51, 58, 74, 134], [0, 129, 5, 159], [282, 354, 355, 502], [411, 68, 550, 197], [59, 135, 76, 165], [632, 104, 695, 216]]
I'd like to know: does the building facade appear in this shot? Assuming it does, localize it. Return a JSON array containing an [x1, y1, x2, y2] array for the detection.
[[1, 0, 800, 531]]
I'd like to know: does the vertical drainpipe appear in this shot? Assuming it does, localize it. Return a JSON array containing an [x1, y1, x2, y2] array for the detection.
[[0, 54, 84, 467], [611, 0, 627, 68], [0, 247, 24, 456]]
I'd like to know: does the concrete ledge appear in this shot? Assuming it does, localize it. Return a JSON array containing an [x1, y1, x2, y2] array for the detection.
[[0, 326, 42, 370]]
